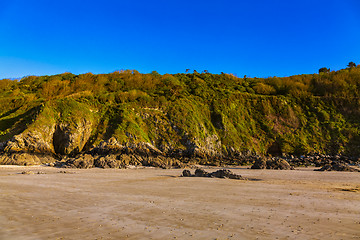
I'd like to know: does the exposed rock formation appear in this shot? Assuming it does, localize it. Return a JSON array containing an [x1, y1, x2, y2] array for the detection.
[[53, 119, 93, 155], [53, 153, 186, 169], [0, 153, 56, 166], [2, 118, 92, 156], [182, 169, 192, 177], [315, 163, 360, 172], [251, 157, 293, 170], [4, 130, 55, 154], [182, 168, 246, 180], [91, 137, 124, 154]]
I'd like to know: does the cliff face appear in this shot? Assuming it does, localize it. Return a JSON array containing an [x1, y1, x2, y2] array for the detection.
[[1, 70, 360, 166], [52, 119, 93, 155], [1, 99, 97, 157], [1, 94, 359, 163]]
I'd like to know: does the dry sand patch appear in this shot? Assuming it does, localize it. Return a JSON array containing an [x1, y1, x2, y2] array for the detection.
[[0, 166, 359, 240]]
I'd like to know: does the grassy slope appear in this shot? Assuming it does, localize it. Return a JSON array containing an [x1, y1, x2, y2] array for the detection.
[[0, 68, 360, 156]]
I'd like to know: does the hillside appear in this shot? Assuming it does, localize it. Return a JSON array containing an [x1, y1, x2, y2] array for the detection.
[[1, 66, 360, 166]]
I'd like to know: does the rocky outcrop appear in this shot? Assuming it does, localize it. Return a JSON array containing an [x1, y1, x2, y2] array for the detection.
[[251, 157, 293, 170], [4, 130, 55, 154], [91, 137, 124, 154], [94, 155, 122, 168], [194, 168, 209, 177], [182, 169, 192, 177], [251, 158, 267, 169], [53, 153, 187, 169], [125, 142, 164, 157], [2, 118, 93, 156], [53, 119, 93, 155], [286, 154, 360, 168], [315, 163, 360, 172], [266, 158, 293, 170], [182, 168, 246, 180], [54, 154, 94, 169], [182, 132, 223, 159], [210, 169, 245, 179], [91, 138, 163, 156], [0, 153, 56, 166]]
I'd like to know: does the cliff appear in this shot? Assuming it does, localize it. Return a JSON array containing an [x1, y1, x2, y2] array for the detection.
[[1, 68, 360, 166]]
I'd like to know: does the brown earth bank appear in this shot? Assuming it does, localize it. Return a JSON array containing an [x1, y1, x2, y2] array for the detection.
[[0, 166, 359, 240]]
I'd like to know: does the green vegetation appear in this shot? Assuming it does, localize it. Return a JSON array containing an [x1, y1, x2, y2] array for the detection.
[[1, 64, 360, 157]]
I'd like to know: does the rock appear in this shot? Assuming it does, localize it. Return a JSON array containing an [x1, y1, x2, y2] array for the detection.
[[66, 154, 94, 169], [92, 137, 124, 154], [2, 114, 93, 157], [142, 156, 165, 168], [138, 155, 187, 169], [106, 159, 120, 168], [251, 158, 267, 169], [118, 154, 132, 166], [210, 169, 245, 180], [93, 155, 121, 169], [182, 169, 192, 177], [251, 158, 292, 170], [57, 154, 123, 169], [92, 140, 164, 157], [129, 154, 143, 165], [53, 119, 93, 155], [171, 159, 186, 168], [194, 168, 210, 177], [315, 163, 360, 172], [266, 159, 292, 170], [94, 156, 108, 168], [134, 142, 163, 156], [57, 153, 175, 169], [0, 153, 47, 166], [4, 130, 55, 154], [182, 168, 246, 180]]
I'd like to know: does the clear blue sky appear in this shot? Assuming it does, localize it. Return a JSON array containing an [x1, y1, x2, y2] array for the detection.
[[0, 0, 359, 79]]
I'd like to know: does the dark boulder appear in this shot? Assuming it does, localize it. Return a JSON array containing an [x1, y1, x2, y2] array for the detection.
[[251, 158, 292, 170], [183, 168, 246, 180], [194, 168, 210, 177], [182, 170, 192, 177], [210, 169, 245, 180], [251, 158, 267, 169], [315, 163, 360, 172], [266, 159, 292, 170]]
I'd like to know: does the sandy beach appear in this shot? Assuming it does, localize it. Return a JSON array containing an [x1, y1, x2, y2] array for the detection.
[[0, 165, 359, 240]]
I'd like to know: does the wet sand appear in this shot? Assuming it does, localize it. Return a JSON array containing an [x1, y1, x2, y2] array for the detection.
[[0, 165, 359, 240]]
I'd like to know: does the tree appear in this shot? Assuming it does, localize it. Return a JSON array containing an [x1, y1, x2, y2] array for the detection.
[[185, 69, 190, 73], [150, 71, 160, 76], [347, 62, 356, 68], [319, 67, 330, 73]]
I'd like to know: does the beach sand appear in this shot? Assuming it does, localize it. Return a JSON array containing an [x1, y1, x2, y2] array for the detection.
[[0, 165, 359, 240]]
